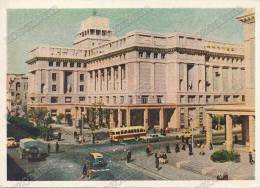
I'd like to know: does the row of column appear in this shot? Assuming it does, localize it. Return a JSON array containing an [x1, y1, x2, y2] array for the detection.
[[88, 64, 126, 93], [206, 113, 255, 152]]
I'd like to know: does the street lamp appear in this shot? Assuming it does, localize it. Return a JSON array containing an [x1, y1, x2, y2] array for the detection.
[[189, 117, 194, 149]]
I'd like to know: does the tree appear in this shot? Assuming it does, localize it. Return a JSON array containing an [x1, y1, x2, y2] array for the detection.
[[28, 108, 48, 126], [56, 113, 64, 124]]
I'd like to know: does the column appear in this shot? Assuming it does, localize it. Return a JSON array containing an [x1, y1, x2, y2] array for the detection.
[[159, 108, 164, 129], [225, 114, 233, 151], [109, 110, 115, 128], [74, 71, 78, 93], [98, 69, 101, 92], [183, 64, 187, 91], [144, 108, 148, 130], [126, 108, 131, 127], [59, 71, 64, 94], [125, 64, 128, 91], [104, 68, 108, 92], [118, 65, 122, 90], [241, 116, 247, 145], [111, 67, 115, 91], [118, 109, 122, 127], [45, 70, 49, 93], [205, 113, 213, 145], [249, 115, 255, 152]]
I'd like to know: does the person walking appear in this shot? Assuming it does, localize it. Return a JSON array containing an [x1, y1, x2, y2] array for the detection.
[[249, 152, 254, 164], [155, 153, 160, 170], [127, 150, 132, 163], [188, 143, 193, 155], [166, 144, 171, 153], [175, 142, 180, 153], [209, 142, 213, 150], [81, 163, 87, 179], [181, 143, 186, 151], [181, 135, 184, 143], [47, 143, 51, 154], [185, 137, 189, 145], [55, 142, 59, 153]]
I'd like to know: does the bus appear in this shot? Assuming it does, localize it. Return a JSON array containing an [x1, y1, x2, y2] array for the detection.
[[109, 126, 146, 142]]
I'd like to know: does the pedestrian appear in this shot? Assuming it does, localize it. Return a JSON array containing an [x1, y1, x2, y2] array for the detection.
[[175, 142, 180, 153], [127, 150, 132, 163], [185, 137, 189, 145], [249, 152, 254, 164], [209, 142, 213, 150], [181, 135, 184, 143], [81, 163, 87, 178], [188, 143, 193, 155], [160, 128, 163, 135], [55, 142, 59, 153], [47, 143, 51, 154], [58, 132, 62, 141], [146, 145, 151, 156], [74, 131, 77, 139], [155, 153, 160, 170], [153, 128, 156, 134], [181, 143, 186, 151], [166, 144, 171, 153]]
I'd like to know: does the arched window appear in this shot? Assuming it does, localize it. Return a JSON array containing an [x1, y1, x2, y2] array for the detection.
[[16, 82, 21, 91]]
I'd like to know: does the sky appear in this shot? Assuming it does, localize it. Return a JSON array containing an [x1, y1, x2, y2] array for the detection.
[[7, 8, 244, 74]]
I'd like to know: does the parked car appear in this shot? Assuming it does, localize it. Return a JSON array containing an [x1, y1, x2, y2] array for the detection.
[[7, 137, 18, 148], [139, 134, 162, 143], [88, 152, 107, 168], [176, 129, 192, 139], [19, 138, 48, 161]]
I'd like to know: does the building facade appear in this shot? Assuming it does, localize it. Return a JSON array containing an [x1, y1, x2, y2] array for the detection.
[[205, 9, 255, 152], [7, 74, 28, 115], [26, 16, 245, 129]]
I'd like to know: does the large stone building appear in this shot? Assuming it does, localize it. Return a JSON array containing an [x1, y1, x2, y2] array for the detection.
[[205, 9, 255, 152], [7, 74, 28, 115], [26, 15, 246, 130]]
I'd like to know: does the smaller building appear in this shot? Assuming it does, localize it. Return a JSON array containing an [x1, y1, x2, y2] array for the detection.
[[7, 74, 28, 116]]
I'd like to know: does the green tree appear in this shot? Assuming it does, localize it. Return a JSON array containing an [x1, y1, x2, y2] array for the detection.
[[56, 113, 64, 124], [28, 108, 48, 126]]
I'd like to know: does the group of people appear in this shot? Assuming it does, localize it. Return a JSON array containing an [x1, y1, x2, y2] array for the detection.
[[174, 140, 193, 155], [47, 142, 60, 154]]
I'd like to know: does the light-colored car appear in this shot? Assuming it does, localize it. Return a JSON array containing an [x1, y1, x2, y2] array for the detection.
[[139, 134, 161, 143], [176, 130, 192, 139], [89, 152, 107, 167], [7, 137, 18, 148]]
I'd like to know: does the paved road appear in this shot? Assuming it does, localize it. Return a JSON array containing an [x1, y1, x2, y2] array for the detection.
[[7, 131, 241, 181]]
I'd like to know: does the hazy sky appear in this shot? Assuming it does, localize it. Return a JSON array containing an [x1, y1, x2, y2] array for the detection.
[[7, 8, 243, 74]]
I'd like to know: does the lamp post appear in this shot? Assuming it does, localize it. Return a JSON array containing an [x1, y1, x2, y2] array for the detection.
[[189, 117, 194, 149]]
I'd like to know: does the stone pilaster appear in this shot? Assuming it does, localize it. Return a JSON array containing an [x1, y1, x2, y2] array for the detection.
[[126, 108, 131, 127], [59, 71, 64, 94], [109, 109, 115, 128], [144, 108, 148, 130], [225, 115, 233, 151], [118, 109, 122, 127], [249, 115, 255, 152], [159, 108, 164, 129]]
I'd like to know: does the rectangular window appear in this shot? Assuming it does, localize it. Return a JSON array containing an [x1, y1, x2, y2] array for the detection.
[[146, 52, 151, 58], [49, 61, 53, 67], [52, 84, 56, 91], [77, 63, 81, 67], [161, 54, 165, 59], [138, 51, 143, 58], [242, 95, 245, 102], [56, 62, 60, 67], [63, 62, 67, 67], [51, 97, 58, 103], [79, 97, 85, 102], [80, 74, 84, 82], [80, 85, 84, 92], [157, 96, 163, 103], [113, 96, 116, 104], [106, 96, 109, 104], [129, 96, 133, 104], [65, 97, 71, 103], [52, 73, 56, 81], [154, 53, 158, 59], [70, 62, 74, 67], [141, 96, 148, 104], [120, 96, 124, 104], [83, 63, 87, 68]]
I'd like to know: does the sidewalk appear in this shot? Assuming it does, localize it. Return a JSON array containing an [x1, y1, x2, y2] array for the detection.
[[128, 145, 254, 180]]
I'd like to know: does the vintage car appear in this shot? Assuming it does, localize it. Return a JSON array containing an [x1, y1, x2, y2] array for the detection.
[[7, 137, 18, 148], [139, 134, 162, 143], [176, 129, 192, 139], [88, 152, 107, 168], [19, 138, 48, 161]]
